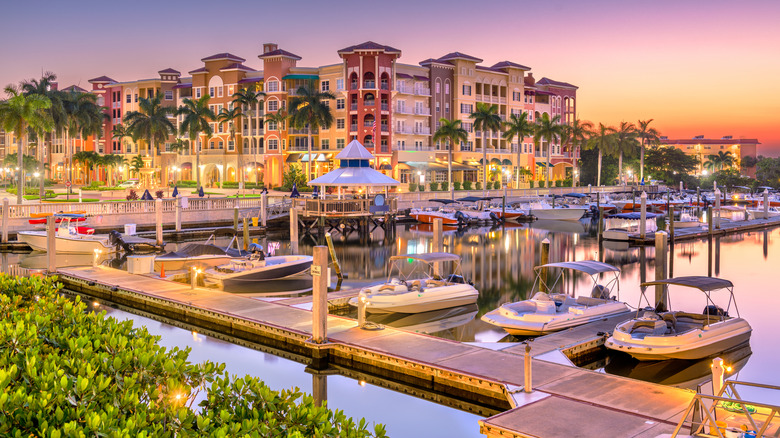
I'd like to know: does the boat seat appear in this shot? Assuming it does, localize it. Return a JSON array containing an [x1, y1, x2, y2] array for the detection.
[[379, 284, 397, 292], [409, 280, 422, 291], [576, 296, 608, 307], [629, 319, 667, 338], [425, 280, 445, 288]]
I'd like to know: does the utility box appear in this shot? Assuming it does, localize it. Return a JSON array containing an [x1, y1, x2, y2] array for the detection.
[[124, 223, 136, 235], [127, 255, 155, 274]]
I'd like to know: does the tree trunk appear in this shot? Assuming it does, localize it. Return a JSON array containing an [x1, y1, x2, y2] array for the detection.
[[640, 140, 645, 183], [515, 140, 521, 189], [39, 134, 46, 200], [482, 131, 487, 195], [597, 149, 603, 187], [618, 151, 624, 185], [307, 126, 312, 183], [195, 135, 201, 187], [545, 138, 551, 187], [17, 126, 24, 205], [448, 140, 453, 200], [237, 131, 243, 192]]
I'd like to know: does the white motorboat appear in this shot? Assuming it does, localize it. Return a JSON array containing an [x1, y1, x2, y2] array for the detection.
[[410, 200, 465, 226], [526, 201, 586, 221], [481, 261, 629, 336], [203, 247, 313, 289], [602, 212, 660, 241], [605, 276, 752, 361], [366, 304, 478, 335], [17, 214, 117, 254], [348, 252, 478, 314], [155, 229, 248, 271], [668, 208, 702, 229], [747, 205, 780, 220]]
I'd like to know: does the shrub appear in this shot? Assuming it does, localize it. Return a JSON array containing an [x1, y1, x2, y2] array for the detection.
[[8, 187, 55, 196], [408, 182, 417, 192], [462, 181, 472, 190], [222, 181, 239, 188], [440, 182, 449, 191], [555, 180, 562, 188], [126, 189, 138, 201], [529, 180, 535, 188], [493, 181, 501, 190], [281, 164, 307, 191], [538, 181, 545, 188], [453, 181, 461, 191], [176, 180, 198, 188], [155, 190, 164, 199], [418, 184, 425, 192], [0, 274, 388, 438], [429, 182, 439, 191], [475, 182, 482, 191]]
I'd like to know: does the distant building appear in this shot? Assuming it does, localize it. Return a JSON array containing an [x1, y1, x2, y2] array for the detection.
[[658, 136, 759, 178]]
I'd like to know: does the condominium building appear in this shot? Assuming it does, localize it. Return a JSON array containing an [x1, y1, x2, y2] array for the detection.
[[659, 136, 759, 178]]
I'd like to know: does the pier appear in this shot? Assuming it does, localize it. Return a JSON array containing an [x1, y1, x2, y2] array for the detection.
[[55, 265, 697, 437]]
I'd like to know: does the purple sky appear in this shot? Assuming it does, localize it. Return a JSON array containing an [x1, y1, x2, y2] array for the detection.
[[2, 0, 779, 154]]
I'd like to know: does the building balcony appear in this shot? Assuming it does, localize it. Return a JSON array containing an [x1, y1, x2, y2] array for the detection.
[[288, 128, 318, 135], [380, 83, 389, 90], [414, 88, 431, 96], [380, 103, 389, 111], [397, 144, 434, 151], [414, 108, 431, 116], [381, 126, 389, 133], [395, 127, 414, 135], [395, 106, 413, 115], [350, 124, 358, 132], [350, 83, 358, 90], [364, 100, 376, 106], [414, 127, 431, 135], [288, 144, 312, 151], [203, 148, 226, 155], [396, 86, 414, 94], [350, 103, 358, 111]]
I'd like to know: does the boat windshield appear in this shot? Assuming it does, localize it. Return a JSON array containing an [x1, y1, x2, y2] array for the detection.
[[636, 276, 739, 320], [530, 261, 621, 303], [387, 253, 464, 282]]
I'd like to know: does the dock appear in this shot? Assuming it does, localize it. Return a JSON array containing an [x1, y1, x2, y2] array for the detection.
[[624, 215, 780, 245], [55, 266, 697, 437]]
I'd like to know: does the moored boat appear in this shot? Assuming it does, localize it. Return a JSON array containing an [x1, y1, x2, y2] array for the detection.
[[155, 228, 248, 271], [203, 248, 313, 289], [17, 214, 116, 254]]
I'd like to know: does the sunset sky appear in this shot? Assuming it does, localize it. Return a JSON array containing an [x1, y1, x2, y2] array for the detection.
[[2, 0, 778, 154]]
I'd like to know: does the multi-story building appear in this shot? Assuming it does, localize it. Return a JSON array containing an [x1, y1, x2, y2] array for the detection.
[[659, 136, 760, 178]]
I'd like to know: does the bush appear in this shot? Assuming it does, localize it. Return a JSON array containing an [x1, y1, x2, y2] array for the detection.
[[429, 182, 439, 191], [538, 181, 546, 188], [475, 182, 482, 191], [453, 181, 461, 191], [440, 182, 449, 191], [8, 187, 54, 196], [126, 189, 138, 201], [408, 182, 417, 192], [0, 274, 388, 438], [529, 180, 535, 188], [493, 181, 501, 190], [462, 181, 472, 190], [418, 184, 425, 192], [555, 180, 562, 188], [155, 190, 164, 199], [176, 180, 198, 188], [281, 164, 308, 191]]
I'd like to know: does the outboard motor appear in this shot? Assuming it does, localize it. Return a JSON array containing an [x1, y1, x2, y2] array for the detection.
[[446, 274, 466, 284], [489, 212, 503, 223], [108, 230, 122, 247], [455, 210, 469, 226], [589, 205, 600, 218], [248, 243, 265, 260], [591, 284, 610, 299], [703, 305, 728, 317]]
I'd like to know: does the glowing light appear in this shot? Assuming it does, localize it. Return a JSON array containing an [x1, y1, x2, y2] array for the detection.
[[33, 172, 40, 178], [358, 380, 366, 387], [92, 301, 99, 307]]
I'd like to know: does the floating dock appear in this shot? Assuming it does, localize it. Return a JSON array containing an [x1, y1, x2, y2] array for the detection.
[[623, 215, 780, 245], [54, 266, 701, 437]]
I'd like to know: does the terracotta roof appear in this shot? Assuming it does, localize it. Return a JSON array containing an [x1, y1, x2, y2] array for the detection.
[[219, 63, 256, 72], [172, 83, 192, 89], [660, 138, 760, 145], [238, 77, 264, 84], [258, 49, 302, 60], [61, 85, 88, 93], [419, 58, 454, 67], [536, 77, 578, 89], [436, 52, 483, 63], [87, 76, 116, 84], [188, 67, 208, 74], [201, 52, 246, 63], [158, 68, 181, 75], [491, 61, 531, 71], [338, 41, 401, 54]]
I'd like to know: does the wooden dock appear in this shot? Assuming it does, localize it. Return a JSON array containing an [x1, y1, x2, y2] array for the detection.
[[56, 266, 695, 437], [628, 215, 780, 245]]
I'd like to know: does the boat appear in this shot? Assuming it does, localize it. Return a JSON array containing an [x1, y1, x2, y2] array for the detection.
[[602, 212, 660, 241], [154, 228, 249, 271], [17, 214, 117, 254], [19, 251, 112, 269], [409, 199, 465, 226], [669, 208, 702, 229], [203, 246, 313, 289], [365, 304, 478, 335], [347, 252, 478, 314], [481, 261, 629, 336], [747, 206, 780, 220], [526, 200, 587, 221], [456, 197, 497, 223], [605, 276, 752, 361]]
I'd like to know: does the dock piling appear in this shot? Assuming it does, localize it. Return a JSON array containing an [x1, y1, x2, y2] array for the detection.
[[290, 207, 299, 254], [78, 188, 82, 203], [2, 198, 8, 244], [233, 206, 239, 232], [324, 233, 343, 281], [357, 290, 367, 328], [654, 231, 668, 311], [311, 246, 328, 344], [711, 357, 725, 396], [640, 191, 647, 239], [524, 341, 533, 393], [669, 206, 675, 244], [175, 195, 181, 232], [714, 189, 721, 229], [47, 216, 56, 273], [540, 238, 550, 292], [764, 189, 769, 220], [433, 217, 443, 277], [696, 187, 701, 216], [155, 198, 163, 245], [261, 192, 268, 227], [707, 206, 713, 236], [242, 218, 249, 251]]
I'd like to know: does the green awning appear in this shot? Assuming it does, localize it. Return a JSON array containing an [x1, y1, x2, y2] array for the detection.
[[490, 158, 502, 165], [502, 159, 512, 166], [535, 162, 549, 167], [282, 74, 319, 80]]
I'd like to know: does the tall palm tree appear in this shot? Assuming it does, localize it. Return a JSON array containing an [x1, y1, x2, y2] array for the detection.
[[584, 123, 616, 187], [176, 95, 215, 187], [502, 112, 534, 189], [20, 72, 59, 198], [636, 119, 661, 183], [470, 102, 502, 194], [217, 106, 243, 186], [0, 86, 52, 204], [232, 87, 265, 182], [124, 93, 175, 171], [288, 84, 335, 181], [61, 90, 104, 190], [561, 118, 593, 186], [613, 121, 639, 184], [72, 150, 99, 185], [533, 113, 565, 186], [705, 151, 735, 172], [433, 118, 469, 197]]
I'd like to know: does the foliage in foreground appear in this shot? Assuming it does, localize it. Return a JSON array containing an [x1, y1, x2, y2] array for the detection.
[[0, 275, 387, 438]]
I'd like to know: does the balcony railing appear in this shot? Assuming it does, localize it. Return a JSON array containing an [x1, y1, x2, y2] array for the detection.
[[380, 104, 389, 111], [350, 124, 358, 132], [380, 83, 389, 90], [414, 108, 431, 116], [414, 88, 431, 96], [350, 103, 358, 111], [363, 81, 375, 89], [397, 144, 434, 151], [395, 106, 413, 114], [396, 86, 413, 94], [364, 100, 375, 106], [289, 144, 311, 151], [395, 127, 414, 134], [381, 126, 389, 132], [350, 82, 358, 90], [414, 127, 431, 135]]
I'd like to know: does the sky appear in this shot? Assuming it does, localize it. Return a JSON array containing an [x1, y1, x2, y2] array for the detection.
[[1, 0, 778, 155]]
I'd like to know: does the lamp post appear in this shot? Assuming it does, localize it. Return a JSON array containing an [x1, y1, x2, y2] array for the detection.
[[627, 169, 633, 186], [573, 169, 579, 187]]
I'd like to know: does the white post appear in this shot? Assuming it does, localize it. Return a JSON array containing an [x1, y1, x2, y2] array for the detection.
[[1, 198, 8, 244], [654, 231, 668, 311], [175, 195, 181, 232], [78, 188, 82, 203], [711, 357, 725, 396], [763, 189, 769, 220], [679, 181, 683, 192], [261, 192, 268, 227], [190, 267, 198, 290], [312, 246, 328, 344], [155, 198, 163, 245], [357, 290, 368, 328], [290, 207, 299, 254], [47, 215, 56, 273], [714, 188, 721, 229], [524, 342, 532, 393], [640, 191, 647, 239]]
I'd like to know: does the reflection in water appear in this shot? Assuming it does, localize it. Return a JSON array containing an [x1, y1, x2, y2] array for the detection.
[[365, 304, 478, 340]]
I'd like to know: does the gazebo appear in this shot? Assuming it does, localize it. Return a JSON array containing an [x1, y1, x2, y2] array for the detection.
[[308, 139, 399, 198]]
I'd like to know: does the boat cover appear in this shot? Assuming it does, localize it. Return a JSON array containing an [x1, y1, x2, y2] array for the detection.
[[157, 243, 248, 259], [640, 276, 733, 292], [607, 212, 661, 219], [534, 260, 620, 275], [430, 199, 459, 204]]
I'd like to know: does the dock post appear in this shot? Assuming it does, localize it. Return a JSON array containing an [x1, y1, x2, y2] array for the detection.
[[1, 198, 8, 244], [503, 184, 507, 220], [290, 207, 299, 254], [47, 216, 56, 274], [175, 195, 181, 232], [524, 341, 533, 393], [696, 187, 701, 216], [654, 231, 668, 312], [669, 206, 675, 244], [708, 236, 713, 277], [433, 217, 443, 277], [540, 238, 550, 292], [261, 192, 268, 227], [707, 206, 713, 236], [640, 191, 647, 239], [190, 267, 197, 290], [714, 188, 721, 229], [715, 237, 721, 276], [312, 246, 329, 344], [155, 198, 163, 245], [764, 189, 769, 220], [242, 218, 249, 251], [711, 357, 725, 396], [325, 232, 343, 280], [357, 290, 367, 328], [233, 206, 239, 232], [78, 188, 82, 203]]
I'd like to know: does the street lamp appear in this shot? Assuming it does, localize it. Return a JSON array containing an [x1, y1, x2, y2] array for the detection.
[[626, 169, 633, 185]]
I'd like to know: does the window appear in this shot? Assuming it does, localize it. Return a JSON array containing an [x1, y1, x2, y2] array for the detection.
[[445, 103, 449, 114], [267, 100, 278, 112], [512, 91, 522, 102], [164, 90, 173, 100], [266, 81, 279, 92], [445, 83, 450, 94], [268, 139, 278, 150], [321, 139, 330, 149], [337, 138, 345, 148], [336, 99, 345, 110], [461, 67, 466, 75], [336, 118, 345, 129], [126, 94, 131, 103], [460, 103, 473, 114], [267, 121, 277, 131], [323, 100, 330, 108], [435, 101, 440, 113], [435, 82, 441, 93], [134, 94, 138, 103], [321, 80, 329, 92], [195, 88, 201, 98], [228, 141, 234, 151], [209, 87, 215, 97], [336, 78, 344, 90], [217, 87, 223, 98]]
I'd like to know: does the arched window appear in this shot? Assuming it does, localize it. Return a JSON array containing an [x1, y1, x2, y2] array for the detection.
[[363, 71, 375, 89], [363, 114, 375, 128], [349, 73, 358, 90], [380, 72, 389, 90], [363, 93, 375, 106]]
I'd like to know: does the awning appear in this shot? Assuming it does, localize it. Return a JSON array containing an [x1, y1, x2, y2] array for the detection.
[[413, 75, 430, 82], [282, 74, 319, 80], [490, 158, 502, 165], [180, 162, 192, 170], [640, 276, 733, 292], [396, 73, 413, 79], [301, 153, 330, 162], [535, 162, 549, 167], [379, 163, 392, 170], [397, 163, 412, 170], [502, 159, 512, 166], [450, 161, 476, 171], [286, 153, 302, 163], [533, 261, 620, 276]]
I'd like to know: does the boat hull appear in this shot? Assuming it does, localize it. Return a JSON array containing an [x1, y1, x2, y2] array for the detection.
[[207, 256, 313, 288], [410, 212, 459, 225], [348, 283, 478, 314], [482, 300, 630, 336], [529, 207, 585, 221], [17, 231, 116, 254]]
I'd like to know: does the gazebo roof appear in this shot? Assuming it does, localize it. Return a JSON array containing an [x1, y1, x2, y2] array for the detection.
[[335, 139, 375, 160], [308, 167, 399, 187]]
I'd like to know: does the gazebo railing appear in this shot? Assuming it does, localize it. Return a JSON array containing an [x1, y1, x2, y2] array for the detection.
[[291, 197, 396, 217]]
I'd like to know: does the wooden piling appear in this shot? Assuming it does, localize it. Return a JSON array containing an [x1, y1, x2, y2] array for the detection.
[[714, 189, 721, 229], [654, 231, 668, 312], [155, 198, 163, 245], [540, 238, 550, 292], [1, 198, 8, 244], [640, 191, 647, 239], [233, 206, 239, 232], [175, 195, 182, 232], [707, 206, 713, 236], [669, 206, 675, 245], [764, 190, 769, 220], [324, 233, 342, 280], [261, 193, 268, 227], [47, 216, 56, 273], [696, 187, 701, 216], [290, 207, 299, 254], [243, 218, 249, 251], [311, 246, 329, 344], [433, 217, 443, 277], [708, 237, 713, 277]]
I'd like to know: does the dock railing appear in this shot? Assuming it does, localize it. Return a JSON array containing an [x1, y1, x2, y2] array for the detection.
[[670, 380, 780, 437], [291, 197, 397, 217]]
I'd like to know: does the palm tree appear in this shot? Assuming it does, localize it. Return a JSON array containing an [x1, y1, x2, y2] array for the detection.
[[217, 106, 243, 187], [612, 121, 639, 184], [584, 123, 617, 186], [111, 124, 135, 152], [72, 150, 101, 185], [636, 119, 661, 183], [263, 110, 289, 186], [0, 86, 52, 204], [232, 87, 265, 182], [124, 93, 175, 171], [533, 113, 565, 186], [432, 118, 468, 197], [288, 84, 335, 181], [470, 102, 502, 194], [502, 112, 534, 189], [176, 95, 215, 188], [561, 118, 593, 186], [705, 151, 735, 172], [130, 155, 145, 177], [21, 72, 59, 198], [61, 90, 104, 190]]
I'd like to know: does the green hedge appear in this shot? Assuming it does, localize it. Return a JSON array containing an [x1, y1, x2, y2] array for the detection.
[[429, 182, 439, 191], [475, 182, 482, 191], [8, 187, 55, 196], [453, 181, 461, 191], [493, 181, 501, 190], [0, 274, 387, 438], [222, 182, 265, 189], [408, 182, 418, 192], [462, 181, 472, 190]]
